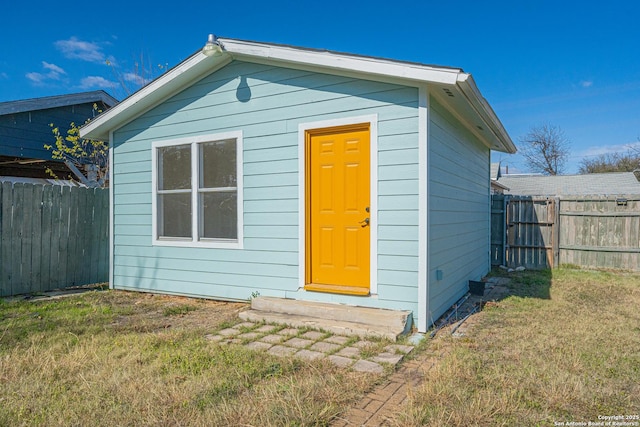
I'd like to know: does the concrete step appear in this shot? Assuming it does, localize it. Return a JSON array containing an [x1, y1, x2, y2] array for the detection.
[[239, 296, 412, 341]]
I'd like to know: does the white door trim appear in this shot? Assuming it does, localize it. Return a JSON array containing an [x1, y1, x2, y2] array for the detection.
[[297, 114, 379, 295]]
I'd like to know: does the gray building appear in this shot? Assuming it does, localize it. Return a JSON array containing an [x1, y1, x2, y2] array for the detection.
[[0, 91, 117, 178]]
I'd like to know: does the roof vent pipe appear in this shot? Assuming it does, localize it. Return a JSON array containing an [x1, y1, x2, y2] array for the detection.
[[202, 34, 223, 57]]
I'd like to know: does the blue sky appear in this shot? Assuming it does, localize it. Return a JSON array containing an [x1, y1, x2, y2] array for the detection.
[[2, 0, 639, 174]]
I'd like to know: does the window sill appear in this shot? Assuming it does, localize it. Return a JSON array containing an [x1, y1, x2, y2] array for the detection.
[[153, 238, 242, 249]]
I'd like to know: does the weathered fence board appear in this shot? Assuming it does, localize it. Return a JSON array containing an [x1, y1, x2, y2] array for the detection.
[[0, 182, 108, 297], [490, 195, 506, 266], [492, 194, 640, 271], [505, 197, 556, 269], [558, 196, 640, 270]]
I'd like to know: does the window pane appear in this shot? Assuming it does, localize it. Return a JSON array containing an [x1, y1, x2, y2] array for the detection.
[[159, 193, 192, 238], [201, 140, 236, 188], [159, 145, 191, 190], [201, 192, 237, 239]]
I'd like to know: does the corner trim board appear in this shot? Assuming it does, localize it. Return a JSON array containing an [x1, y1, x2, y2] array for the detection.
[[108, 133, 114, 290], [418, 86, 429, 333]]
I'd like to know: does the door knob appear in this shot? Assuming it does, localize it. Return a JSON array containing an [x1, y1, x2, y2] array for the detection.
[[359, 217, 370, 227]]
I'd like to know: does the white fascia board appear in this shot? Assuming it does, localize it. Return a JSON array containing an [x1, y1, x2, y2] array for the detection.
[[456, 74, 517, 154], [221, 39, 462, 86], [81, 53, 231, 141]]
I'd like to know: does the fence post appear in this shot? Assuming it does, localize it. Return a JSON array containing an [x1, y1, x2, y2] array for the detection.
[[554, 197, 560, 268], [502, 195, 508, 267]]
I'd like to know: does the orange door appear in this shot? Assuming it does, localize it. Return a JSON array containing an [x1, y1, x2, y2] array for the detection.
[[306, 125, 370, 295]]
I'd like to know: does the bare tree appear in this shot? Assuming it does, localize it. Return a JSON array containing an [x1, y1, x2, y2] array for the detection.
[[519, 124, 571, 175], [631, 138, 640, 159], [579, 151, 640, 174]]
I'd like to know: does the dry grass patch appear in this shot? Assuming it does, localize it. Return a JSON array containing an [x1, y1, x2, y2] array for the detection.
[[0, 290, 380, 426], [399, 268, 640, 426]]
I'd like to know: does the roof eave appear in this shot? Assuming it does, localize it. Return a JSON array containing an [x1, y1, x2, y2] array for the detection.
[[81, 38, 513, 151], [0, 90, 118, 117], [456, 74, 516, 154], [221, 38, 462, 85]]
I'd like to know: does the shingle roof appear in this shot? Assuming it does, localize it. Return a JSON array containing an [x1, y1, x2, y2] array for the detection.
[[0, 90, 118, 116], [497, 172, 640, 196]]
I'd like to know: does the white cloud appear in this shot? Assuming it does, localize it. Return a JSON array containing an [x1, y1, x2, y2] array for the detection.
[[54, 37, 106, 63], [579, 141, 640, 157], [25, 72, 45, 84], [580, 80, 593, 88], [79, 75, 118, 89], [25, 61, 66, 85], [42, 61, 66, 75], [123, 72, 151, 86]]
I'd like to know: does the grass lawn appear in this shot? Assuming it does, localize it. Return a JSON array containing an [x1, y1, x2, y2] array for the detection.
[[400, 268, 640, 426], [2, 268, 639, 426], [0, 290, 380, 426]]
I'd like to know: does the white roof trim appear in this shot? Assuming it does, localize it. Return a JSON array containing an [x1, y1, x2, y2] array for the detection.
[[222, 39, 462, 85], [456, 74, 517, 153], [80, 37, 515, 153], [81, 53, 232, 141]]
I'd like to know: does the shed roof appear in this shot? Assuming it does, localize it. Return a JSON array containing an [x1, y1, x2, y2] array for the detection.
[[0, 90, 118, 116], [498, 172, 640, 196], [80, 37, 516, 154]]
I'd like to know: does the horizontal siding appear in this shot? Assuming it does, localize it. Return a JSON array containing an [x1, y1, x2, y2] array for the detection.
[[115, 244, 298, 264], [0, 103, 98, 160], [428, 96, 490, 320], [112, 60, 420, 311], [378, 195, 417, 210], [378, 255, 419, 271], [376, 284, 417, 304], [114, 276, 290, 301], [379, 240, 419, 256], [116, 255, 297, 278]]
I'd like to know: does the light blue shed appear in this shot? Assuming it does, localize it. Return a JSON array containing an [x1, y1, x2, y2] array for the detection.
[[81, 37, 516, 332]]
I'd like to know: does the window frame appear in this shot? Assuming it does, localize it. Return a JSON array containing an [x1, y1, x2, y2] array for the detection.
[[151, 131, 243, 249]]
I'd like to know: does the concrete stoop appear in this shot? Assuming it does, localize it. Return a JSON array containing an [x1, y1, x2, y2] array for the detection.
[[239, 296, 412, 341]]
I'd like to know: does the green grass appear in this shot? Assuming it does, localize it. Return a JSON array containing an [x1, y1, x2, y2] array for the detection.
[[0, 290, 380, 426], [399, 268, 640, 426], [4, 269, 637, 426], [162, 304, 197, 317]]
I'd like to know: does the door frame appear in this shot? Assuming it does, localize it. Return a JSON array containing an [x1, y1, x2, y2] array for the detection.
[[298, 114, 378, 295]]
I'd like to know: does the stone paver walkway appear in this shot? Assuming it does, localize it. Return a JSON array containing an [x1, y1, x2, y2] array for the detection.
[[206, 277, 511, 426], [206, 322, 415, 373]]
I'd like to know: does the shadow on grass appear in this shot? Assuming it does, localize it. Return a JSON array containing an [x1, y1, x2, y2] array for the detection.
[[489, 267, 552, 300]]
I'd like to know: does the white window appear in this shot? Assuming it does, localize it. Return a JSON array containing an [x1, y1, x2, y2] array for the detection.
[[152, 131, 243, 248]]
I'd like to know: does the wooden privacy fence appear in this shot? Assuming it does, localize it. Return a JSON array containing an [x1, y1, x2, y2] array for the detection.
[[491, 194, 640, 271], [0, 182, 109, 297]]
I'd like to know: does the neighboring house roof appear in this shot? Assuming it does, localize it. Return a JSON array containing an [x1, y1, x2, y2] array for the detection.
[[491, 180, 509, 192], [498, 172, 640, 196], [0, 90, 118, 179], [490, 162, 502, 181], [0, 90, 118, 116], [80, 37, 516, 154]]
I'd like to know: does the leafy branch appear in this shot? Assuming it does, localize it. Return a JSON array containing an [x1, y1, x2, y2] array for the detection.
[[45, 104, 108, 187]]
